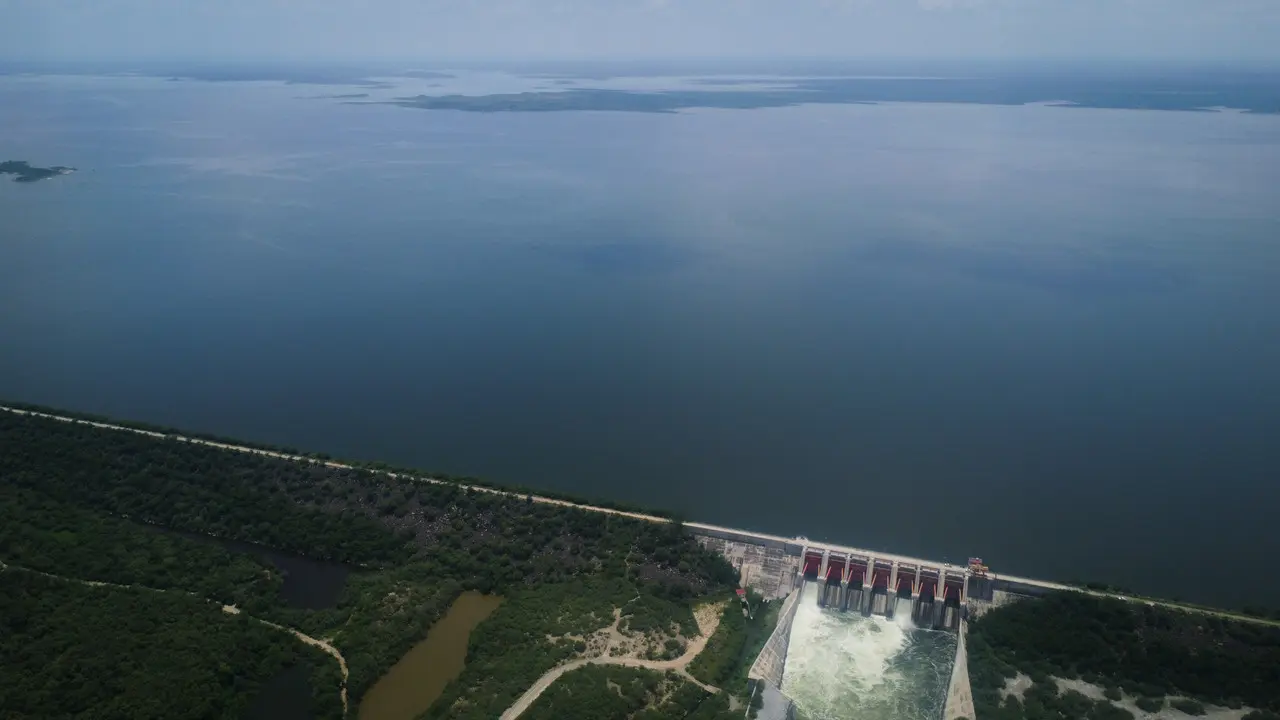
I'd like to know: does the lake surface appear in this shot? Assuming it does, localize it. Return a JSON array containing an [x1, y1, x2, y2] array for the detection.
[[2, 64, 1279, 607], [358, 591, 503, 720]]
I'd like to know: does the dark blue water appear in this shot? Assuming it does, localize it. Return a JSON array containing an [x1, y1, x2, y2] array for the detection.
[[164, 528, 349, 609], [246, 664, 313, 720], [3, 67, 1279, 607]]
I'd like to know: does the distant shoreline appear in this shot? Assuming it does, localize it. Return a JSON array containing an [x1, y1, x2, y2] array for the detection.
[[0, 160, 76, 183]]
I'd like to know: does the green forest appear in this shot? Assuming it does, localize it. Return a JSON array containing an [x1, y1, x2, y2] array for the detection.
[[687, 591, 780, 696], [968, 591, 1280, 720], [0, 571, 338, 720], [0, 407, 740, 718], [0, 485, 286, 613]]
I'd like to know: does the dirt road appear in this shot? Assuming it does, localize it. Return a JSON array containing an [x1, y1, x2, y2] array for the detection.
[[499, 602, 724, 720]]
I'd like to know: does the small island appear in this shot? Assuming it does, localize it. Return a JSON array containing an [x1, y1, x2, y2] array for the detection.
[[0, 160, 76, 183]]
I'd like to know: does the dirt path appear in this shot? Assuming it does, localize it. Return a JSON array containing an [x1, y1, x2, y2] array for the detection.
[[0, 559, 350, 716], [258, 620, 350, 712], [499, 602, 724, 720]]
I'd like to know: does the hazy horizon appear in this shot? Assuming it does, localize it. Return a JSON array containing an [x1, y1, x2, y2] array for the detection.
[[3, 0, 1280, 63]]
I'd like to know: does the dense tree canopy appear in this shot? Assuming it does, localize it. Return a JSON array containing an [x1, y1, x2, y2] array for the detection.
[[0, 486, 285, 612], [0, 412, 407, 564], [968, 591, 1280, 720], [686, 591, 780, 697], [0, 411, 736, 596], [0, 572, 334, 720], [0, 408, 740, 718]]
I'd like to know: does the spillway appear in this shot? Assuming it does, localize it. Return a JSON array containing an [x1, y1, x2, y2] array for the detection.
[[780, 583, 956, 720]]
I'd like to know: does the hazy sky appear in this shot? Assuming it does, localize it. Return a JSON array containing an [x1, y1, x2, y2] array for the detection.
[[2, 0, 1279, 62]]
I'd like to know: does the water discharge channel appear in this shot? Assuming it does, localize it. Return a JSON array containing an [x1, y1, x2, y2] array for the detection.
[[781, 583, 956, 720]]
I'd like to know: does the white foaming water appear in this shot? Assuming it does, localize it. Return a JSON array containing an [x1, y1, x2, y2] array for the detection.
[[781, 583, 956, 720], [894, 596, 916, 628]]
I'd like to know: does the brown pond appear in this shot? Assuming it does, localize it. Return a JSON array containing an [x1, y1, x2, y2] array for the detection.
[[358, 591, 503, 720]]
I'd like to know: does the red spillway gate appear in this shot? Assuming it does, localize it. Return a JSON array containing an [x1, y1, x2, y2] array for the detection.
[[871, 563, 892, 589], [847, 561, 867, 586], [896, 573, 915, 595], [918, 577, 938, 600], [826, 556, 847, 583], [803, 551, 823, 576], [944, 576, 965, 601]]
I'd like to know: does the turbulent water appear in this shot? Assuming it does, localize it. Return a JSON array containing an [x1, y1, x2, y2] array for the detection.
[[781, 583, 956, 720]]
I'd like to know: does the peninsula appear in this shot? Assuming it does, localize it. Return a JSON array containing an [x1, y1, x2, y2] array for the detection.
[[0, 160, 76, 183]]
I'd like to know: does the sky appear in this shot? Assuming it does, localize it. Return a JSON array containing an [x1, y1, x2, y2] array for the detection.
[[1, 0, 1279, 63]]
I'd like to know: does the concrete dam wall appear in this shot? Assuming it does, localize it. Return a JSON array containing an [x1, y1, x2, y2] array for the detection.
[[749, 587, 803, 688], [696, 533, 799, 601]]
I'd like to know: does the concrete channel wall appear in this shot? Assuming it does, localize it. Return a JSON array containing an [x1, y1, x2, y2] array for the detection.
[[943, 618, 976, 720], [748, 586, 803, 688]]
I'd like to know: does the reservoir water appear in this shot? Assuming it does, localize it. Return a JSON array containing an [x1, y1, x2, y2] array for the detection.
[[3, 65, 1279, 606], [782, 583, 956, 720]]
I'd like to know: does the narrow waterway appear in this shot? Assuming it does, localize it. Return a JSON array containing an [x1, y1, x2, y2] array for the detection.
[[161, 526, 350, 609], [782, 583, 956, 720], [358, 591, 503, 720]]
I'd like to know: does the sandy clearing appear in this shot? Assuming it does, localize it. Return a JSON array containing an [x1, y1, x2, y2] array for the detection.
[[1001, 673, 1034, 701], [1054, 678, 1256, 720], [499, 601, 726, 720]]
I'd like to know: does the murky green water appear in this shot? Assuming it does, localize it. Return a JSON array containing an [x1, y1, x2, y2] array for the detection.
[[782, 583, 956, 720], [358, 592, 503, 720]]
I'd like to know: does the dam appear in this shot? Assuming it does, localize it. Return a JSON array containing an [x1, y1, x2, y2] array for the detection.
[[696, 530, 971, 630], [700, 531, 989, 720]]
